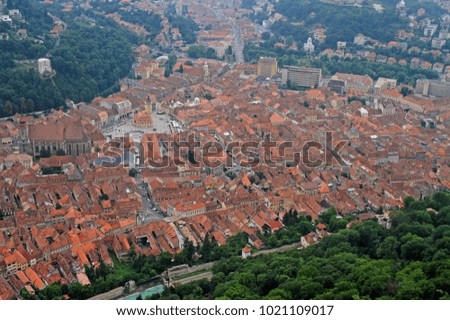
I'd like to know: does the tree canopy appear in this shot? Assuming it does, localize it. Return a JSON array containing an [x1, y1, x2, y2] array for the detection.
[[0, 16, 135, 116]]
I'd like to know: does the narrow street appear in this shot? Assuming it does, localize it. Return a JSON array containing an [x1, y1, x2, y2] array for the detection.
[[232, 23, 245, 64], [47, 13, 67, 51], [135, 172, 166, 225]]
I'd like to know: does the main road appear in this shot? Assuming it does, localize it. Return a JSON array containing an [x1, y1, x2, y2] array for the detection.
[[232, 23, 245, 64], [215, 6, 245, 64]]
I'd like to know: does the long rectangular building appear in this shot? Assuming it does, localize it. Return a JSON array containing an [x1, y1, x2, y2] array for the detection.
[[281, 66, 322, 88], [415, 79, 450, 98]]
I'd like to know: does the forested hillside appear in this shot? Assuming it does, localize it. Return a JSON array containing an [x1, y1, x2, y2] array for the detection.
[[274, 0, 406, 48], [51, 23, 134, 103], [0, 1, 137, 117]]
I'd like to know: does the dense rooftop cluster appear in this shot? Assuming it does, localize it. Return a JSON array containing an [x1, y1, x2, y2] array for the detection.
[[0, 53, 449, 298], [0, 0, 449, 300]]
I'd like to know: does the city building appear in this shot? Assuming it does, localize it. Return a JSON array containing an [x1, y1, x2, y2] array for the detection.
[[328, 79, 346, 94], [424, 24, 438, 37], [134, 59, 159, 79], [4, 153, 33, 169], [203, 61, 211, 82], [19, 122, 92, 157], [257, 57, 278, 79], [133, 111, 153, 128], [8, 9, 22, 20], [167, 201, 206, 218], [1, 15, 12, 25], [353, 33, 366, 46], [16, 28, 27, 39], [337, 41, 347, 49], [415, 79, 450, 98], [38, 58, 52, 75], [281, 66, 322, 88], [431, 38, 446, 49], [207, 41, 231, 59], [242, 246, 252, 259], [329, 73, 373, 95], [133, 44, 151, 60], [396, 0, 406, 10], [373, 77, 397, 95]]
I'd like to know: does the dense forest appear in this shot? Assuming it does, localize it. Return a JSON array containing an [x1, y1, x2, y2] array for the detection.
[[5, 0, 54, 36], [0, 0, 60, 116], [51, 23, 134, 103], [0, 1, 137, 117], [89, 0, 162, 40], [0, 22, 134, 117], [152, 192, 450, 300], [274, 0, 406, 48]]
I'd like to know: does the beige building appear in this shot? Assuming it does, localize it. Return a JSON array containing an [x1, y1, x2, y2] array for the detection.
[[281, 66, 322, 88], [134, 59, 159, 79], [167, 201, 206, 219], [4, 153, 33, 169], [133, 111, 153, 128], [257, 57, 278, 79], [373, 77, 397, 95]]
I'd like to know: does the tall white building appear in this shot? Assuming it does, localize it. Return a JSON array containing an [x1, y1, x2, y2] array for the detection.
[[38, 58, 52, 75], [303, 37, 315, 54], [396, 0, 407, 16], [396, 0, 406, 10]]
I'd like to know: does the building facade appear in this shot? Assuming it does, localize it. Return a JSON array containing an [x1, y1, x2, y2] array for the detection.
[[38, 58, 52, 75], [257, 57, 278, 79], [416, 79, 450, 98], [19, 122, 91, 157], [281, 66, 322, 88]]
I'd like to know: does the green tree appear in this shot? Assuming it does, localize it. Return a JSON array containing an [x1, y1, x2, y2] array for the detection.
[[4, 100, 13, 116], [401, 87, 412, 96], [129, 168, 138, 177], [56, 149, 66, 156], [400, 234, 429, 261], [377, 236, 400, 260]]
